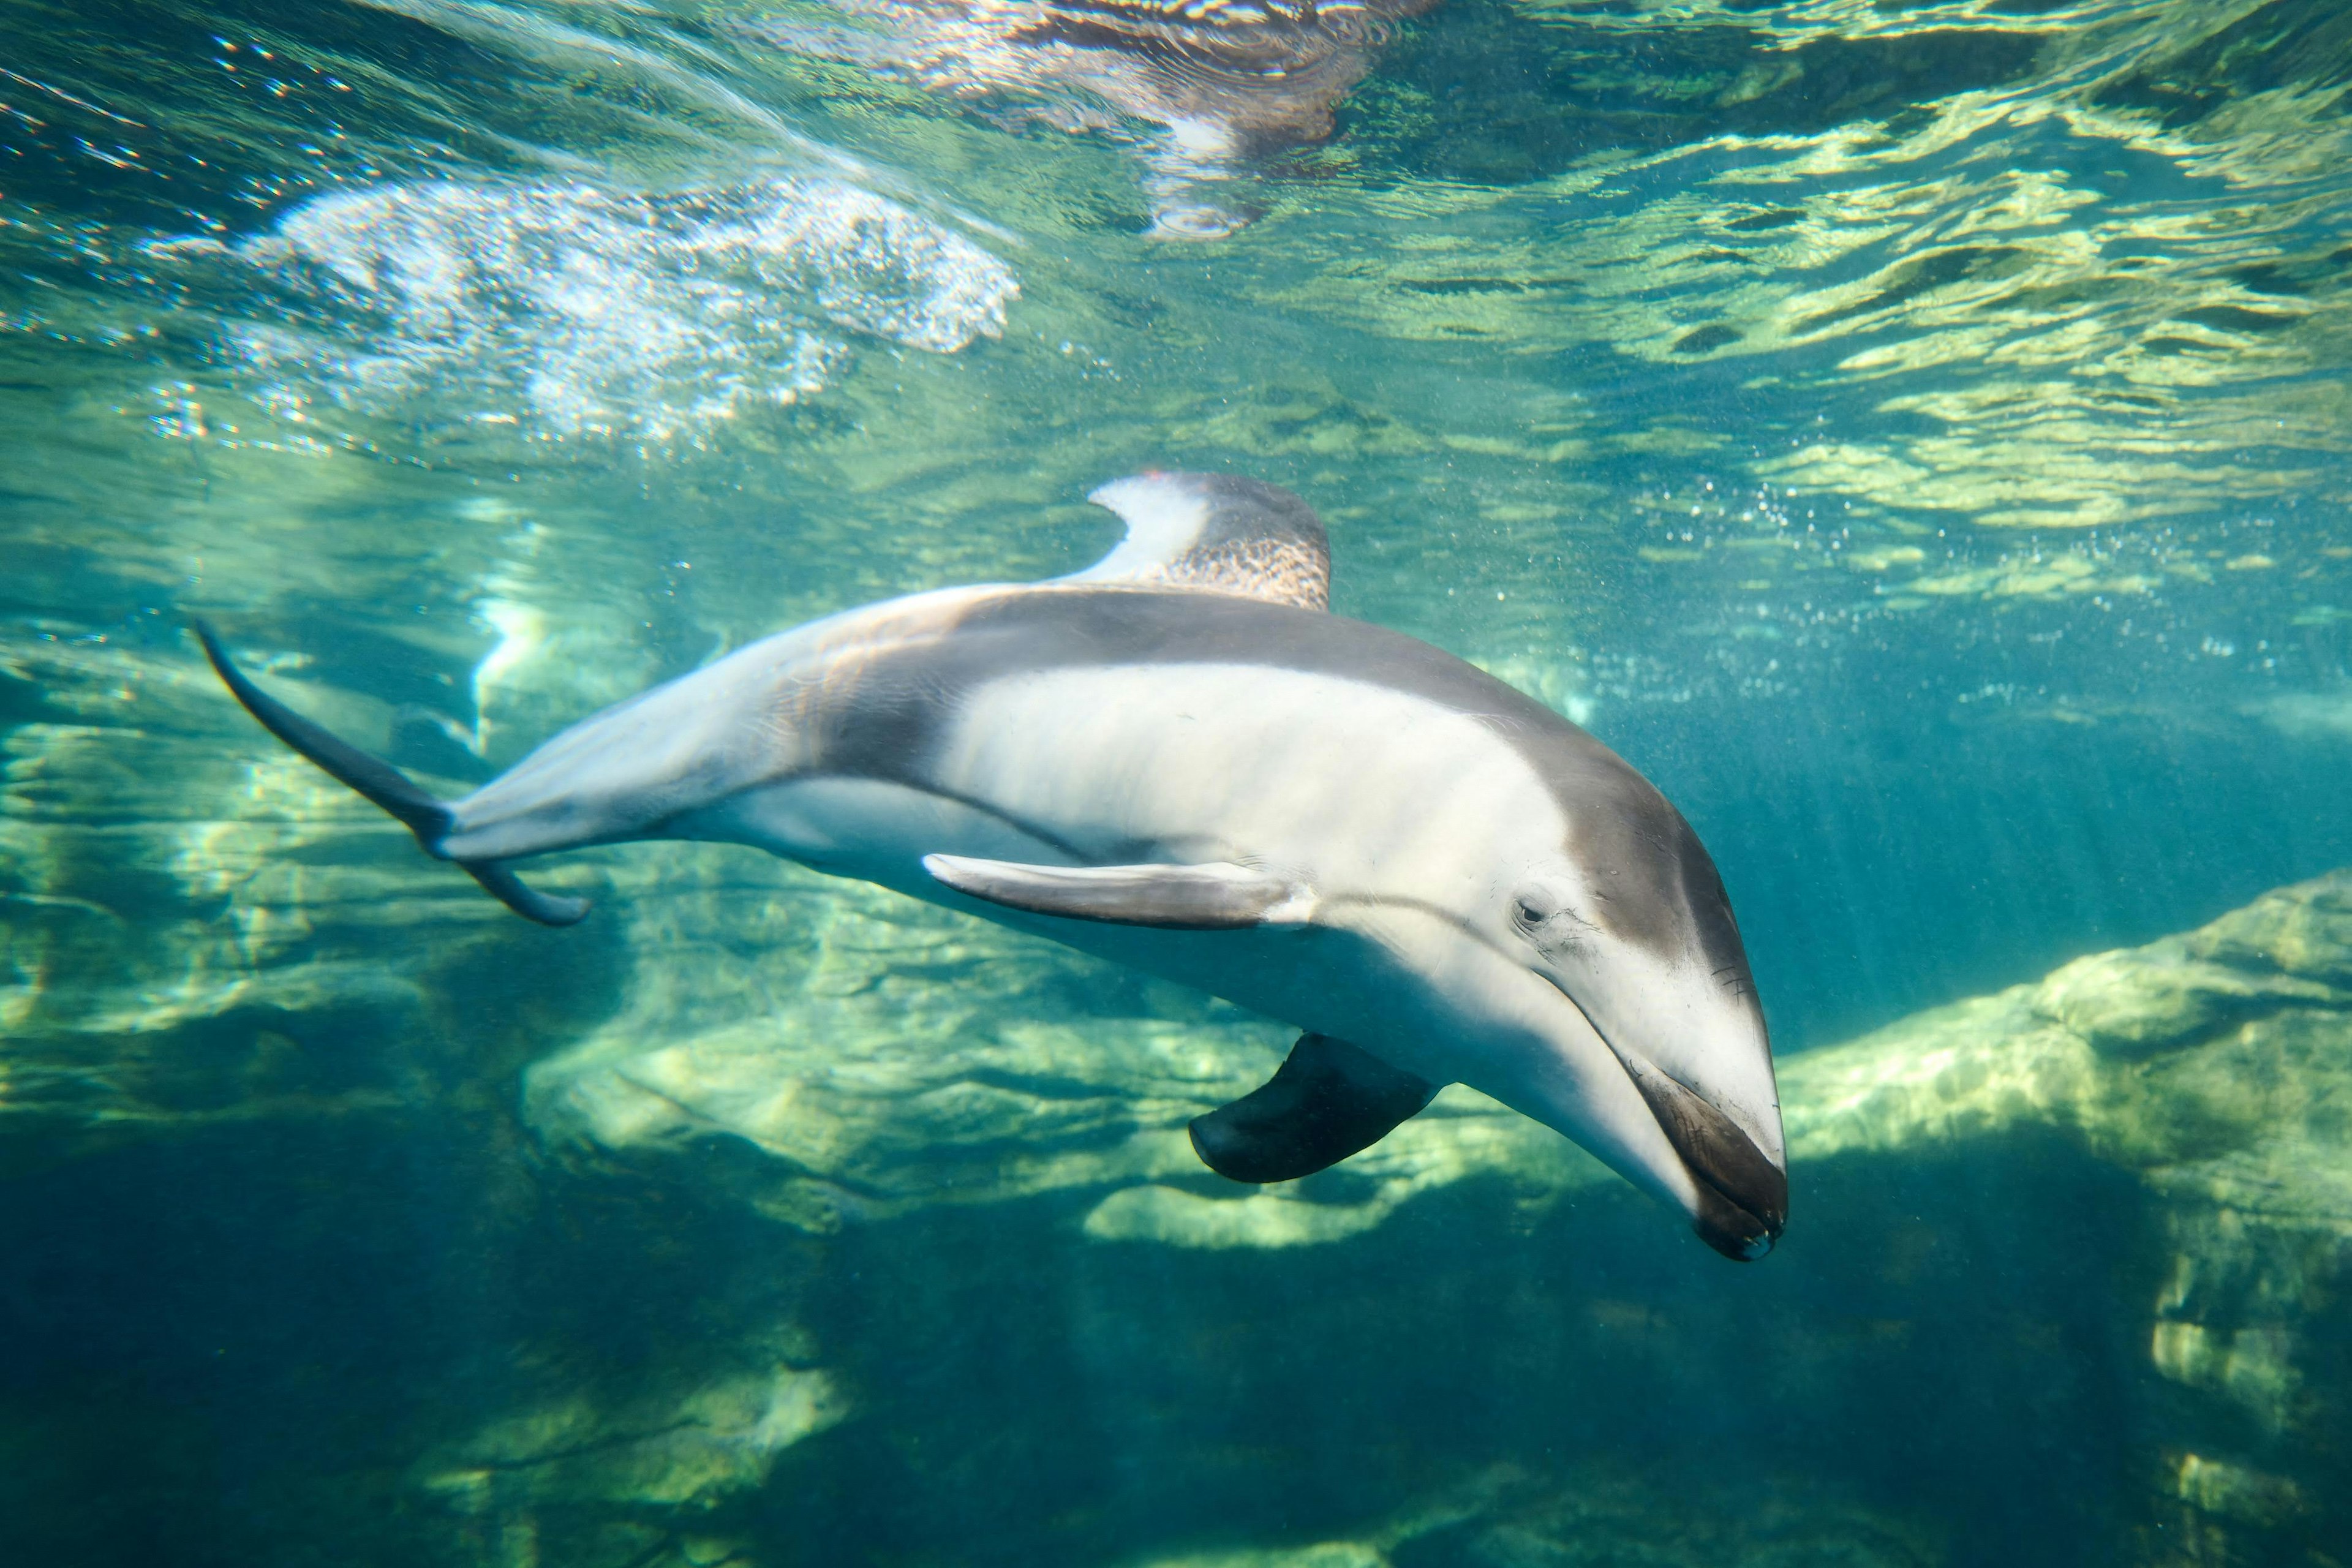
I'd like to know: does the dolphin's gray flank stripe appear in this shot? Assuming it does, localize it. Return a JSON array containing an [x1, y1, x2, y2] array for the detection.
[[785, 586, 1745, 982]]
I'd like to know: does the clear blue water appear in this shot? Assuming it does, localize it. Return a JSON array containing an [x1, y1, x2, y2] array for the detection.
[[3, 1, 2350, 1564]]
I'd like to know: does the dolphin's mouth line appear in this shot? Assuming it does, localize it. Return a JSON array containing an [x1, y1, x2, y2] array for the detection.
[[1612, 1047, 1787, 1261], [1534, 972, 1787, 1262], [1316, 907, 1789, 1259]]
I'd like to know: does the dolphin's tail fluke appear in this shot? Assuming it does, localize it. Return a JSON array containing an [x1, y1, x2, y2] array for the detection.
[[194, 622, 590, 927], [458, 857, 592, 927]]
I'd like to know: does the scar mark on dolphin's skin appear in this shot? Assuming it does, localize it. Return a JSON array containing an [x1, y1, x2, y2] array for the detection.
[[1464, 710, 1538, 739]]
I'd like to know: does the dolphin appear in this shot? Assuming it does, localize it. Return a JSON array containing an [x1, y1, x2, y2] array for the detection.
[[198, 472, 1787, 1258]]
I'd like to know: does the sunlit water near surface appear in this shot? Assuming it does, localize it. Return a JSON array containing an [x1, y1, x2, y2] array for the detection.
[[4, 1, 2352, 1564]]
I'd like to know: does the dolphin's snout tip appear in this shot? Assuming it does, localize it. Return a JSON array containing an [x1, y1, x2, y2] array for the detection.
[[1687, 1145, 1786, 1261], [1604, 1039, 1788, 1261], [1693, 1133, 1778, 1260], [1692, 1193, 1782, 1261]]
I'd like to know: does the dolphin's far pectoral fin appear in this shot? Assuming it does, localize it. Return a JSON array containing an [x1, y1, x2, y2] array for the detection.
[[1189, 1034, 1439, 1185], [921, 853, 1314, 929]]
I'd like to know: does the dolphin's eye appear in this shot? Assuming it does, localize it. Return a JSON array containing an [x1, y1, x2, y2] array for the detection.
[[1510, 888, 1563, 932], [1512, 884, 1598, 957]]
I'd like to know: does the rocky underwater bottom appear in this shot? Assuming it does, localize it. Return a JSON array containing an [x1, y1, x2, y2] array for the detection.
[[5, 647, 2351, 1568]]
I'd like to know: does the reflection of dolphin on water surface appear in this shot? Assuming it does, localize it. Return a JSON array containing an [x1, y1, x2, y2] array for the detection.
[[745, 0, 1439, 236], [200, 472, 1786, 1259]]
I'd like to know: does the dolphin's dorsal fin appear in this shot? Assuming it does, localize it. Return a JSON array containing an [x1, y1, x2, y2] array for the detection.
[[1189, 1034, 1439, 1185], [922, 853, 1317, 928], [1061, 472, 1330, 610]]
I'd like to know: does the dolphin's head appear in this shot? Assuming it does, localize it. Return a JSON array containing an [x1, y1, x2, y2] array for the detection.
[[1427, 746, 1785, 1261]]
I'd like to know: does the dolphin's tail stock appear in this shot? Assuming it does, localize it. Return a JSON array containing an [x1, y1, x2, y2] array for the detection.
[[194, 622, 590, 927]]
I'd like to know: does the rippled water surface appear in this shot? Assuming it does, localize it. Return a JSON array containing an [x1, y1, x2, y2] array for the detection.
[[5, 2, 2352, 1565]]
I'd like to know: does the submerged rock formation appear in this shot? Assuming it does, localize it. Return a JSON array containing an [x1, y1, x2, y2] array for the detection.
[[7, 628, 2352, 1564], [1785, 873, 2352, 1558]]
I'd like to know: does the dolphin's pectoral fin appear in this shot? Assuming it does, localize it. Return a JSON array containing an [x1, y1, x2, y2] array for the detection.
[[1189, 1034, 1439, 1185], [195, 622, 590, 928], [1061, 471, 1331, 610], [921, 853, 1314, 929]]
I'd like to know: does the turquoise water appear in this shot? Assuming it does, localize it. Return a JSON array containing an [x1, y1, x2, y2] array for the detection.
[[4, 1, 2351, 1564]]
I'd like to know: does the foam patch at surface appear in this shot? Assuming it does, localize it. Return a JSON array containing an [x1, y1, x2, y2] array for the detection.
[[221, 176, 1018, 443]]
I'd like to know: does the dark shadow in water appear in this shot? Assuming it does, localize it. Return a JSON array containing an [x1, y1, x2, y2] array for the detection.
[[0, 1098, 801, 1566], [2089, 0, 2352, 129], [0, 0, 534, 238], [1338, 0, 2047, 186], [767, 1129, 2158, 1568], [0, 1114, 518, 1567]]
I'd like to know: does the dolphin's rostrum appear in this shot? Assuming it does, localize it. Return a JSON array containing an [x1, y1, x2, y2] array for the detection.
[[199, 472, 1786, 1258]]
